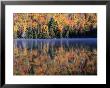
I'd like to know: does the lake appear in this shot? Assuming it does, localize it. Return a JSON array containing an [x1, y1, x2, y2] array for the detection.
[[14, 38, 97, 50], [13, 38, 97, 75]]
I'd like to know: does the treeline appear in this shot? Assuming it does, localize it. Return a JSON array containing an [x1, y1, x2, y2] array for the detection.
[[14, 17, 97, 39]]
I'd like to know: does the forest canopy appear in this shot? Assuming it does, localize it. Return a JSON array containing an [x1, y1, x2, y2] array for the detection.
[[13, 13, 97, 39]]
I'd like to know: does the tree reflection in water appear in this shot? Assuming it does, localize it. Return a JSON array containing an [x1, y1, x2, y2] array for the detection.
[[13, 38, 97, 75]]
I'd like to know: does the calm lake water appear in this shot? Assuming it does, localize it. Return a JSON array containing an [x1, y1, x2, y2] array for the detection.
[[13, 38, 97, 75], [14, 38, 97, 50]]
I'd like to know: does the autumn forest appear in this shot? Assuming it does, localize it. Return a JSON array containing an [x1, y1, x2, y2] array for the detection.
[[13, 13, 97, 75], [13, 13, 97, 39]]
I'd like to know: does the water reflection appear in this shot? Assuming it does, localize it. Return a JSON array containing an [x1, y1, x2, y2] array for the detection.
[[14, 39, 96, 56], [13, 38, 97, 75]]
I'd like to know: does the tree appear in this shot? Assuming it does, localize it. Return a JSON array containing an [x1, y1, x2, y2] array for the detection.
[[32, 27, 37, 39], [17, 27, 23, 38], [48, 17, 56, 38]]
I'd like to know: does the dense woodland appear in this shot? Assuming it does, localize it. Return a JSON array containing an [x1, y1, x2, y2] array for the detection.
[[13, 13, 97, 39]]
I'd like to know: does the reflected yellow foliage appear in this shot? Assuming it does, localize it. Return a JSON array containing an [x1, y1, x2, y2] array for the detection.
[[13, 45, 97, 75]]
